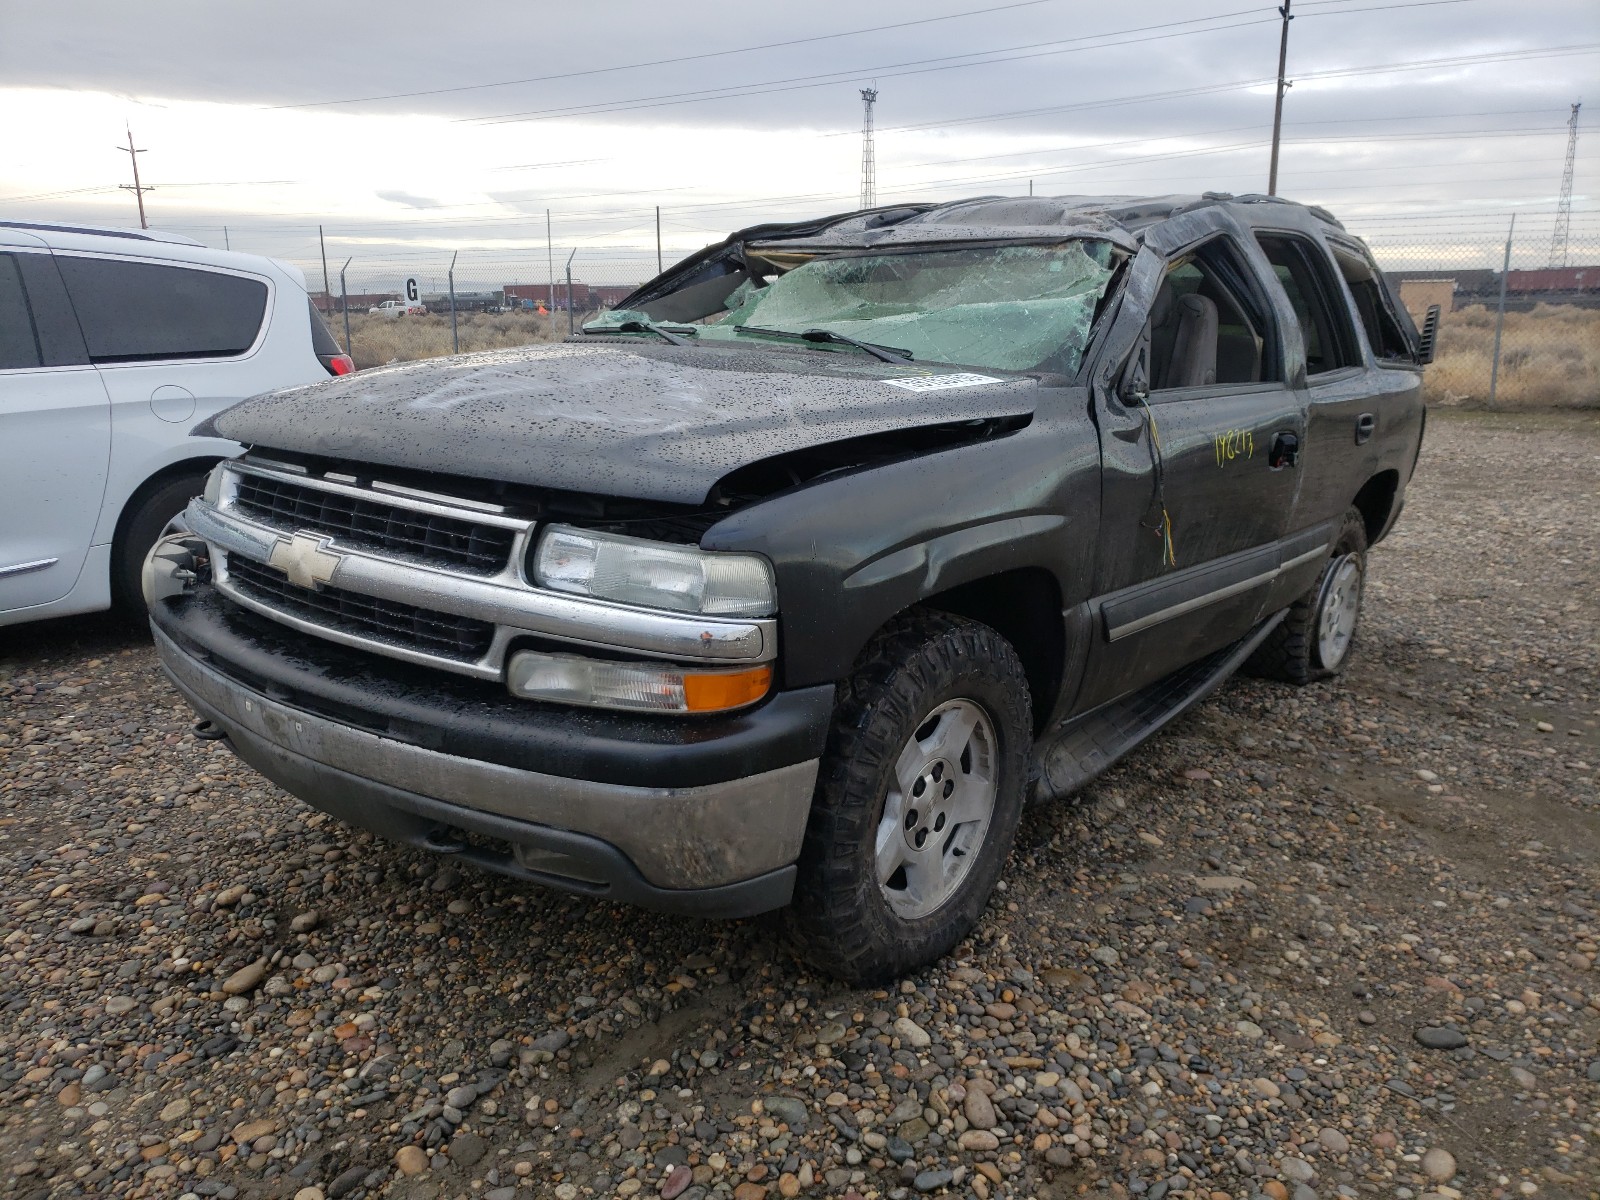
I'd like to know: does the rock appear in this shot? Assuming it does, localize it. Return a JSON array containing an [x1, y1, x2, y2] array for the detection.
[[103, 996, 136, 1015], [894, 1016, 931, 1048], [661, 1164, 693, 1199], [445, 1085, 476, 1110], [222, 959, 268, 995], [900, 1117, 932, 1142], [963, 1088, 997, 1129], [1317, 1127, 1350, 1155], [328, 1165, 367, 1198], [886, 1135, 915, 1163], [294, 1189, 325, 1200], [530, 1030, 570, 1054], [1415, 1026, 1468, 1050], [290, 911, 321, 933], [1089, 945, 1120, 966], [959, 1130, 1000, 1151], [733, 1185, 766, 1200], [450, 1131, 487, 1167], [1421, 1148, 1457, 1182], [159, 1098, 190, 1122], [763, 1095, 809, 1131], [1195, 875, 1255, 892], [1281, 1156, 1314, 1183], [778, 1174, 801, 1199], [1253, 1077, 1281, 1099], [231, 1118, 277, 1144], [395, 1145, 429, 1176], [68, 917, 96, 934], [815, 1019, 848, 1045], [914, 1168, 954, 1192]]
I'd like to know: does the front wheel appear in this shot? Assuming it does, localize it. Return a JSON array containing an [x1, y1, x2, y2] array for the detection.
[[112, 472, 209, 624], [1248, 506, 1369, 684], [786, 611, 1032, 983]]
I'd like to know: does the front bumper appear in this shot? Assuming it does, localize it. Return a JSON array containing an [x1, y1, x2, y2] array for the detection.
[[151, 590, 833, 917]]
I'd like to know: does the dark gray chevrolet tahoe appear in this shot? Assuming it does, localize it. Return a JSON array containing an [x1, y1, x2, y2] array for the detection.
[[146, 193, 1434, 981]]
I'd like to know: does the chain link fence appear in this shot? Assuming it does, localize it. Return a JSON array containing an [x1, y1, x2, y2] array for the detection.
[[1366, 223, 1599, 409], [282, 221, 1600, 407]]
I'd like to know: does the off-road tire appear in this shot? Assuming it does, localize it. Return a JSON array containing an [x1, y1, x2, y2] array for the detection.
[[786, 610, 1032, 983], [113, 472, 209, 624], [1247, 506, 1368, 685]]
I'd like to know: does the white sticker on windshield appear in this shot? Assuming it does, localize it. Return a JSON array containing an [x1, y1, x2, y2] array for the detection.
[[882, 373, 1003, 391]]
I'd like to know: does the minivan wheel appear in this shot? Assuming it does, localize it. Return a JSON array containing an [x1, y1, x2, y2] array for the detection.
[[787, 611, 1031, 983], [113, 471, 210, 624], [1247, 506, 1369, 685]]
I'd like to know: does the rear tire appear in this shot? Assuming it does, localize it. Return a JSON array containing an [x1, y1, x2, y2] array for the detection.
[[1248, 507, 1368, 684], [112, 472, 209, 624], [786, 611, 1032, 983]]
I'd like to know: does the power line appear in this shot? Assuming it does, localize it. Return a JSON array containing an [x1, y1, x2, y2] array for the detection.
[[272, 0, 1081, 110]]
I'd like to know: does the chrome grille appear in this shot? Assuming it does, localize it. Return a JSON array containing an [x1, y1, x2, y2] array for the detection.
[[226, 554, 495, 663], [233, 471, 514, 575]]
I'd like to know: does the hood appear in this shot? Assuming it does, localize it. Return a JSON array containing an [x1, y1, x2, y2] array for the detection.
[[203, 340, 1040, 504]]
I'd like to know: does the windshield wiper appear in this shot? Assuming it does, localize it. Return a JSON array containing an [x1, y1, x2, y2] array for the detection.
[[612, 320, 695, 347], [735, 325, 912, 364]]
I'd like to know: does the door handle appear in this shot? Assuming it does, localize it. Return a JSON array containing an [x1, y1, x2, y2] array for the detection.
[[1269, 431, 1300, 470], [1354, 412, 1376, 445]]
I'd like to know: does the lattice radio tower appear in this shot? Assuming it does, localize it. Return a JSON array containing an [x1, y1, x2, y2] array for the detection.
[[1550, 101, 1581, 268], [859, 88, 878, 209]]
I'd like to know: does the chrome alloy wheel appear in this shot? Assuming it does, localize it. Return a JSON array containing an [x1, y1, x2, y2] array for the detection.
[[1315, 554, 1363, 670], [875, 698, 998, 919]]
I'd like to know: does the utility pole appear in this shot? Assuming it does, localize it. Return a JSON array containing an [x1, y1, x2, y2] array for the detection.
[[117, 124, 153, 229], [448, 251, 459, 354], [222, 226, 230, 250], [1550, 101, 1581, 268], [655, 206, 663, 274], [546, 209, 555, 315], [1267, 1, 1293, 196], [859, 87, 878, 209], [1488, 214, 1515, 409], [339, 258, 353, 358], [319, 225, 332, 315]]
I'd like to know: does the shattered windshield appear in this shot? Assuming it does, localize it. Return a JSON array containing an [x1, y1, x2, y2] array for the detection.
[[592, 240, 1117, 374]]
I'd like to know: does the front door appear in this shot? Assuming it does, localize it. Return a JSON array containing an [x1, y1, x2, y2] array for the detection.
[[1076, 233, 1305, 711]]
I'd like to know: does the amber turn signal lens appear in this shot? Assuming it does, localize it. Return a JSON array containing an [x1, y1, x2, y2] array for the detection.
[[683, 665, 773, 712]]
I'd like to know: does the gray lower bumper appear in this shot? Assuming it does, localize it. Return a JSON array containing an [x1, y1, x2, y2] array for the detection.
[[156, 626, 818, 904]]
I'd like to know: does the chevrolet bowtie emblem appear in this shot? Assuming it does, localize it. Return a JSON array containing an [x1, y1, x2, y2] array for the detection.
[[266, 532, 342, 590]]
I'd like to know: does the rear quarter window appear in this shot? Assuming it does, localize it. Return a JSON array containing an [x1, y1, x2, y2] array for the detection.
[[56, 255, 269, 364]]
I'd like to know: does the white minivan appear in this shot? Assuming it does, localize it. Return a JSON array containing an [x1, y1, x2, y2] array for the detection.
[[0, 220, 352, 627]]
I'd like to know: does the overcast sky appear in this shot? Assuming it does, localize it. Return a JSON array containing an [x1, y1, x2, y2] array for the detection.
[[2, 0, 1595, 291]]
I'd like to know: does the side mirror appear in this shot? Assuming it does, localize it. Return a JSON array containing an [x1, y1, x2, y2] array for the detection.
[[1416, 303, 1441, 366]]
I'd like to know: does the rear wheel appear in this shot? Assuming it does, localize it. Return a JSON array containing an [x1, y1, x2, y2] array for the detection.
[[113, 472, 209, 624], [1248, 507, 1368, 684], [787, 611, 1032, 983]]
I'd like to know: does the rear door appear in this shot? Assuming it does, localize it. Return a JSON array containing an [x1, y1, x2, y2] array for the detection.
[[1250, 230, 1382, 610], [0, 244, 111, 611], [53, 253, 272, 542], [1077, 230, 1305, 710]]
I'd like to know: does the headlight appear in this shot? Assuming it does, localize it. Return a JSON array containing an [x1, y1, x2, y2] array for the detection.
[[531, 526, 776, 617], [507, 649, 772, 714]]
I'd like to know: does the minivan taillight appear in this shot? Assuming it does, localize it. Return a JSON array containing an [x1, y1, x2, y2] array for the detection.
[[320, 353, 355, 376]]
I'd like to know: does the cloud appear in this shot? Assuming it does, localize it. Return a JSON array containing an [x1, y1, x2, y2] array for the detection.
[[376, 189, 442, 209]]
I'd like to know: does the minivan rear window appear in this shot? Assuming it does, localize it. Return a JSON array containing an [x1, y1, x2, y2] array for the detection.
[[56, 256, 269, 364]]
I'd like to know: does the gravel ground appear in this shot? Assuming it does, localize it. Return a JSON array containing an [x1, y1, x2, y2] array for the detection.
[[2, 409, 1596, 1200]]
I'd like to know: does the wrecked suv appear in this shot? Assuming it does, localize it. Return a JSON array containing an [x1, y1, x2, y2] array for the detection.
[[146, 194, 1434, 981]]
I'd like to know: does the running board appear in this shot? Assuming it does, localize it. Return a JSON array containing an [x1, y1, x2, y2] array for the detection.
[[1031, 610, 1286, 803]]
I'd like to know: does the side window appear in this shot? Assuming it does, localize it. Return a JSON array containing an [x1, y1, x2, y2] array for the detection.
[[55, 256, 268, 364], [0, 254, 43, 370], [1147, 238, 1275, 394], [1331, 242, 1415, 361], [1254, 233, 1361, 376]]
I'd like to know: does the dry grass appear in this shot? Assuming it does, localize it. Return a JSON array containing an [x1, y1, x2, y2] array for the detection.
[[340, 311, 589, 370], [339, 303, 1600, 412], [1425, 304, 1600, 409]]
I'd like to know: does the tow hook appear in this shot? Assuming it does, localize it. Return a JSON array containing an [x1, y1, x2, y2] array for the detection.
[[143, 533, 209, 608]]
